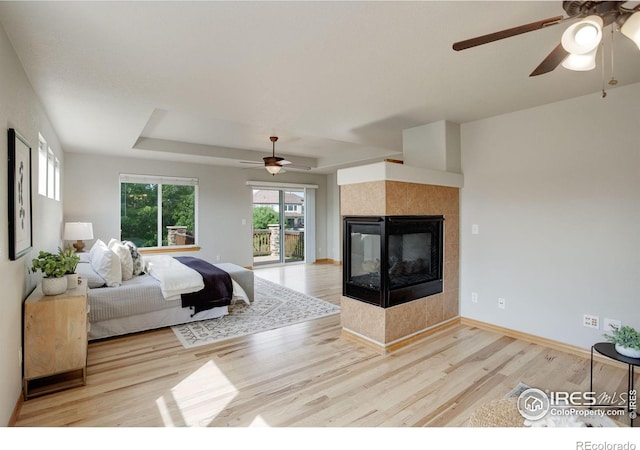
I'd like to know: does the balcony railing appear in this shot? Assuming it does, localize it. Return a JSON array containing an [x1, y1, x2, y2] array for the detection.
[[253, 230, 271, 256], [253, 229, 304, 261], [284, 230, 304, 259]]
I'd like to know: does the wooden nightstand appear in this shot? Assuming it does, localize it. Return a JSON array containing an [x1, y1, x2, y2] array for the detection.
[[23, 278, 88, 400]]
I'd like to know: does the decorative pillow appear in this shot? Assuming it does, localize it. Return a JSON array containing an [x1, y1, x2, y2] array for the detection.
[[75, 261, 106, 288], [122, 240, 144, 275], [108, 239, 134, 281], [89, 238, 104, 265], [89, 239, 122, 287]]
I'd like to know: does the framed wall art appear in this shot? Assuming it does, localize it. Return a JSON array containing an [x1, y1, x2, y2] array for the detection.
[[8, 128, 33, 260]]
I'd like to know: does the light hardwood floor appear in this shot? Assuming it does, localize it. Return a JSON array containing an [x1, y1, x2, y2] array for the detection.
[[15, 263, 637, 427]]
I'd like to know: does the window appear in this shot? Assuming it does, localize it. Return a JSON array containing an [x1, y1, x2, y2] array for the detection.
[[54, 157, 60, 201], [47, 149, 54, 198], [119, 174, 198, 248], [38, 136, 47, 196], [37, 134, 60, 201]]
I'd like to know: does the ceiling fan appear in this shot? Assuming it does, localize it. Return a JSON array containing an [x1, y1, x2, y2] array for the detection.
[[241, 136, 311, 175], [452, 1, 640, 77]]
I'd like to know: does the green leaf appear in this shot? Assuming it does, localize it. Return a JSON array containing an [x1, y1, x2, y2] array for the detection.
[[603, 325, 640, 350]]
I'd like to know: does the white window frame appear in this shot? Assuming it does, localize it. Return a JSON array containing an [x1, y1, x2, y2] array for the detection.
[[38, 135, 47, 197], [37, 134, 61, 202], [246, 180, 317, 263], [54, 157, 61, 201], [119, 173, 199, 249], [46, 148, 54, 199]]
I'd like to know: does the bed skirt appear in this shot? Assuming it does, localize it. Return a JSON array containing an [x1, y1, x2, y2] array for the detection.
[[89, 304, 228, 340]]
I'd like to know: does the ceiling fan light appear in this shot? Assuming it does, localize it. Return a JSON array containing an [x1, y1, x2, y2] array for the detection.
[[621, 12, 640, 51], [265, 164, 282, 175], [561, 50, 597, 71], [561, 15, 603, 54]]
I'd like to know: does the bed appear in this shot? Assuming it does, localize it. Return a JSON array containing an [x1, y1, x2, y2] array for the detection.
[[77, 240, 254, 340]]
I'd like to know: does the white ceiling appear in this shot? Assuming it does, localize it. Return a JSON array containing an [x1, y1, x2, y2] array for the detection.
[[1, 1, 639, 174]]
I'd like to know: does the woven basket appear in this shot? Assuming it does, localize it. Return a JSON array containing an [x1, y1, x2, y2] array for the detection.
[[468, 397, 525, 427]]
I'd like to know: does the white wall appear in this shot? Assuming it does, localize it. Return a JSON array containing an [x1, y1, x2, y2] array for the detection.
[[460, 82, 640, 350], [325, 171, 341, 262], [64, 153, 329, 268], [0, 24, 65, 425]]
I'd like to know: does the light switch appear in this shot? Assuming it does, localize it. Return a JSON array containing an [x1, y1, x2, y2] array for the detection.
[[472, 224, 479, 235]]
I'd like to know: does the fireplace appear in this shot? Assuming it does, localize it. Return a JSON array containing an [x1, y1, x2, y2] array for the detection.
[[343, 215, 444, 308]]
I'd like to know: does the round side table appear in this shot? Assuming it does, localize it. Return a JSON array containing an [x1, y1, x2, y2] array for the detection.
[[590, 342, 640, 427]]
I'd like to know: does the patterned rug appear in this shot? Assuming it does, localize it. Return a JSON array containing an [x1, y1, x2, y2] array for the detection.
[[172, 276, 340, 348]]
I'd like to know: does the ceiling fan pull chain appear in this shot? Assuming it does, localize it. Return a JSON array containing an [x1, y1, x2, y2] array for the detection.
[[601, 41, 607, 98], [608, 26, 618, 86]]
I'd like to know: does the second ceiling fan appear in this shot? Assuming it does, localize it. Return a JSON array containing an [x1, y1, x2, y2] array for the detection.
[[452, 1, 640, 76]]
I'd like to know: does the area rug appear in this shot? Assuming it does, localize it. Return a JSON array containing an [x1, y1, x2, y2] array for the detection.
[[504, 381, 532, 399], [172, 276, 340, 349]]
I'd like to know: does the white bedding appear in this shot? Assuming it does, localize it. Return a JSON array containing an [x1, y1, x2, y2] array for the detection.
[[85, 254, 254, 340], [144, 254, 205, 300]]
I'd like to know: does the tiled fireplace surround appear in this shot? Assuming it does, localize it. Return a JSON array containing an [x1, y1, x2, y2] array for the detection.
[[340, 179, 460, 351]]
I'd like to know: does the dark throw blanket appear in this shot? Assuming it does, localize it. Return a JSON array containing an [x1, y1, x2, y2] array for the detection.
[[174, 256, 233, 315]]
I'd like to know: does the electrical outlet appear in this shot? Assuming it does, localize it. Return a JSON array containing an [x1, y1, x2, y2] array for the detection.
[[498, 298, 506, 309], [583, 314, 599, 329], [216, 255, 221, 261], [604, 318, 621, 332], [471, 292, 478, 303]]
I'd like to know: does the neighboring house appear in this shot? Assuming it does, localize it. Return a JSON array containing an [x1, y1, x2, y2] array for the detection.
[[252, 190, 305, 229]]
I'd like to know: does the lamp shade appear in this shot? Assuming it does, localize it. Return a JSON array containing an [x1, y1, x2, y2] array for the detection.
[[561, 50, 598, 71], [561, 15, 603, 55], [621, 12, 640, 51], [266, 164, 282, 175], [63, 222, 94, 240]]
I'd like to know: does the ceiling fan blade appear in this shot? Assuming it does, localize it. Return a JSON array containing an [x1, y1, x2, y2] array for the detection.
[[271, 159, 311, 170], [529, 43, 569, 76], [284, 164, 311, 171], [452, 15, 564, 51]]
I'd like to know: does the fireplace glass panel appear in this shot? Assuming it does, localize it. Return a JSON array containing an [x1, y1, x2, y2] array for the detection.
[[349, 223, 381, 290], [388, 232, 432, 289]]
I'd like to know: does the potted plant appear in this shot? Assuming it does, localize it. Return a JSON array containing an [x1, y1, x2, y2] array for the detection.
[[59, 246, 81, 289], [30, 251, 68, 295], [604, 325, 640, 358]]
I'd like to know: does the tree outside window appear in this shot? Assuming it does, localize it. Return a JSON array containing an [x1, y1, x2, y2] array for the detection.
[[120, 175, 197, 248]]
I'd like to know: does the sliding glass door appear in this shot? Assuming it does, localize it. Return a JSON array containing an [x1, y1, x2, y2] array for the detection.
[[283, 189, 305, 264], [252, 188, 305, 267]]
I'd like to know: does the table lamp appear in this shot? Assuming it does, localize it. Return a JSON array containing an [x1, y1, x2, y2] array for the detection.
[[63, 222, 94, 253]]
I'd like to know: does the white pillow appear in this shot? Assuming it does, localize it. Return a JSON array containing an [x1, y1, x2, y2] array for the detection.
[[89, 238, 105, 264], [108, 239, 134, 281], [89, 239, 122, 287], [75, 261, 106, 288]]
